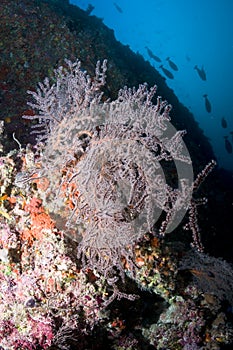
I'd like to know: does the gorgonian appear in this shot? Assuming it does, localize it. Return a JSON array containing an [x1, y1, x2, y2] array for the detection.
[[18, 59, 215, 301]]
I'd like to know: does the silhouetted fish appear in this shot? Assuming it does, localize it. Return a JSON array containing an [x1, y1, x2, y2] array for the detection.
[[194, 65, 207, 81], [224, 136, 232, 154], [113, 2, 123, 13], [230, 131, 233, 142], [145, 46, 161, 62], [166, 57, 178, 71], [159, 65, 174, 79], [203, 94, 211, 113], [86, 3, 94, 15], [221, 117, 227, 128]]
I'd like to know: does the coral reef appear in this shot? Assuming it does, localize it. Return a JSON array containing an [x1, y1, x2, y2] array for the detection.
[[1, 0, 233, 266], [0, 1, 233, 348], [0, 59, 233, 349], [0, 151, 109, 348]]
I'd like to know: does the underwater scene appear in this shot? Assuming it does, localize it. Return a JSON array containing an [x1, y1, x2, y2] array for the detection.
[[73, 0, 233, 172], [0, 0, 233, 349]]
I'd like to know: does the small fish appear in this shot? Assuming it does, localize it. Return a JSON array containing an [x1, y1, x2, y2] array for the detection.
[[221, 117, 227, 128], [86, 4, 94, 15], [224, 136, 232, 154], [203, 94, 211, 113], [145, 46, 161, 62], [166, 57, 178, 71], [113, 2, 123, 13], [230, 131, 233, 142], [159, 65, 174, 79], [194, 65, 207, 81]]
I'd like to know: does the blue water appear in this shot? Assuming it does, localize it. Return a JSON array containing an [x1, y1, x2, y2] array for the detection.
[[70, 0, 233, 172]]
